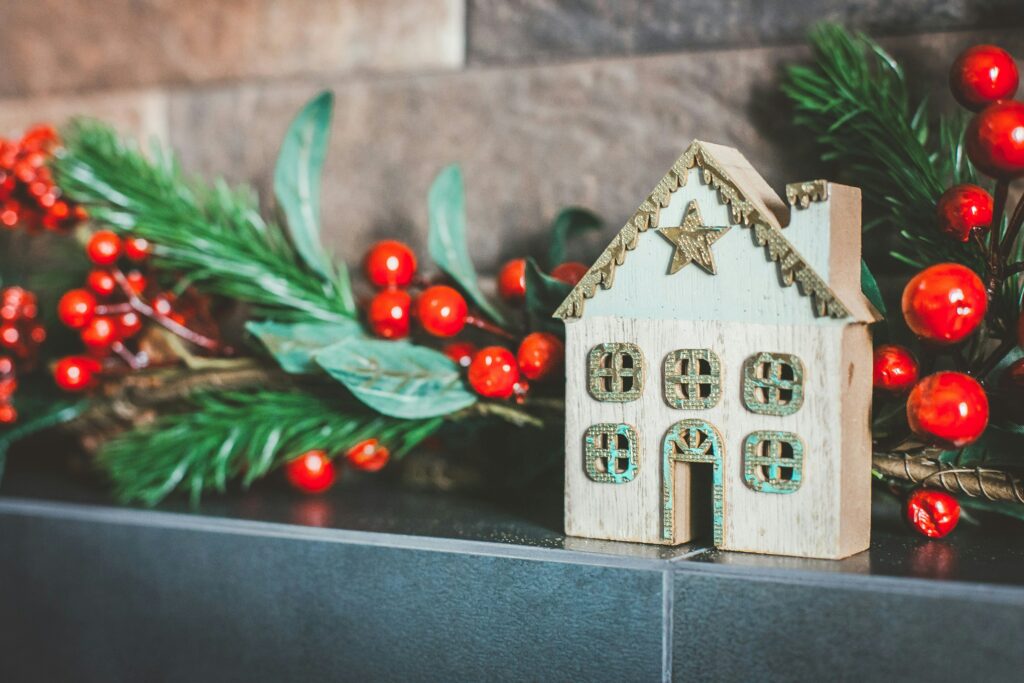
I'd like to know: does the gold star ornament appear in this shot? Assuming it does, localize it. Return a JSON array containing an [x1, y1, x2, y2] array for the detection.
[[657, 200, 731, 275]]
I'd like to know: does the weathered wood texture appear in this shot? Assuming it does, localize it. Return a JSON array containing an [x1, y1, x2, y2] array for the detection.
[[468, 0, 1024, 64], [0, 0, 465, 97]]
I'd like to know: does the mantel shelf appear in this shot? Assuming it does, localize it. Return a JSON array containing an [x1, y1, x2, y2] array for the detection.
[[2, 449, 1023, 681]]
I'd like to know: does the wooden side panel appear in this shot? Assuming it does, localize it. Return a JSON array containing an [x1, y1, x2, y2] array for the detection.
[[837, 322, 873, 557], [565, 317, 869, 558]]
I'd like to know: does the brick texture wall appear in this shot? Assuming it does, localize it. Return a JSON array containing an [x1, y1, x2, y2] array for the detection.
[[1, 0, 1022, 269]]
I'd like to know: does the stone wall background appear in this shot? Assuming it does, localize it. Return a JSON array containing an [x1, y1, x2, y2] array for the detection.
[[1, 0, 1022, 271]]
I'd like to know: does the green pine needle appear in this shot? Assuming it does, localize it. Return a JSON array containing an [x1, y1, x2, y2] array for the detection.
[[53, 119, 354, 322], [99, 390, 443, 506], [783, 24, 982, 271]]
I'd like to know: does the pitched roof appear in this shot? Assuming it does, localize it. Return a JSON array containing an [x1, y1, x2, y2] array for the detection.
[[553, 140, 876, 322]]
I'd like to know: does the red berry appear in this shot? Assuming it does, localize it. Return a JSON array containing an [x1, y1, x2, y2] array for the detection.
[[123, 236, 151, 261], [125, 270, 147, 296], [0, 377, 15, 401], [85, 230, 122, 266], [906, 489, 961, 539], [949, 45, 1019, 111], [86, 269, 117, 297], [0, 324, 19, 349], [443, 341, 477, 368], [517, 332, 564, 381], [53, 355, 101, 392], [152, 294, 174, 315], [498, 259, 527, 303], [57, 289, 97, 329], [417, 285, 468, 337], [907, 371, 989, 448], [284, 450, 336, 493], [872, 344, 919, 393], [367, 289, 412, 339], [966, 100, 1024, 177], [468, 346, 520, 399], [345, 438, 390, 472], [936, 184, 993, 242], [0, 356, 13, 377], [364, 240, 416, 288], [117, 311, 143, 339], [80, 316, 120, 350], [901, 263, 987, 344], [550, 261, 588, 286], [0, 403, 15, 424]]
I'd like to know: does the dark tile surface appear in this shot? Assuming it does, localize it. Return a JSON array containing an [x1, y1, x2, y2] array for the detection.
[[673, 568, 1024, 682], [468, 0, 1024, 64], [0, 512, 666, 682]]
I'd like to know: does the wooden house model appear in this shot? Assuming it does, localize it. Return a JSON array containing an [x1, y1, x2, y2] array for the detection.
[[556, 140, 879, 560]]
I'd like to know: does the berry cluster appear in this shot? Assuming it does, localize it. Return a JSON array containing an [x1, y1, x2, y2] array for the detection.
[[0, 124, 85, 232], [53, 230, 223, 392], [284, 439, 391, 494], [872, 43, 1024, 537], [0, 287, 46, 424], [362, 242, 573, 401]]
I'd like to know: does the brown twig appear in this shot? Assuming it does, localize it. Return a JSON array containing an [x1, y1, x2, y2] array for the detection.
[[465, 315, 517, 341], [110, 268, 225, 352], [873, 451, 1024, 504]]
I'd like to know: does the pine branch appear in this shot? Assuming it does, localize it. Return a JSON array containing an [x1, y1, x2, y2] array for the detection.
[[783, 24, 982, 272], [98, 389, 443, 506], [53, 119, 354, 323]]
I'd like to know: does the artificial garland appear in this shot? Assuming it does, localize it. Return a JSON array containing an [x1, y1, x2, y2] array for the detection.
[[1, 25, 1023, 541], [785, 26, 1024, 530]]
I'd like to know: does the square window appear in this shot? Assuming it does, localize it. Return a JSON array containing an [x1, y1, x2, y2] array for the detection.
[[584, 424, 639, 484], [588, 343, 644, 402], [663, 349, 721, 410], [742, 352, 804, 416], [743, 431, 804, 494]]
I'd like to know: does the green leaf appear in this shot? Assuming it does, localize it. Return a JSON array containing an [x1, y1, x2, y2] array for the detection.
[[427, 165, 508, 326], [860, 259, 886, 317], [0, 400, 88, 483], [547, 207, 603, 268], [274, 91, 355, 313], [525, 258, 571, 335], [315, 337, 477, 419], [246, 319, 363, 373]]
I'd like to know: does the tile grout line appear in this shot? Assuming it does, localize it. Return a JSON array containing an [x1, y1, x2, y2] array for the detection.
[[662, 568, 674, 682]]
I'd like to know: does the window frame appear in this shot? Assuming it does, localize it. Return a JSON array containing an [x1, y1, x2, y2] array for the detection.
[[741, 352, 805, 416], [587, 342, 645, 402], [663, 348, 722, 410], [742, 430, 804, 494], [584, 423, 640, 484]]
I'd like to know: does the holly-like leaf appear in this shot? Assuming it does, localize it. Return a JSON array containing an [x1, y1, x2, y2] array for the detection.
[[246, 319, 363, 374], [315, 337, 476, 419], [861, 259, 886, 317], [427, 165, 508, 326], [274, 90, 356, 314], [547, 207, 603, 268], [525, 257, 571, 335]]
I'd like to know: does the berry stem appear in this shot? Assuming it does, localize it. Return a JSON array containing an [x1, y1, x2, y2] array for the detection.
[[111, 341, 149, 370], [974, 336, 1017, 385], [110, 268, 224, 352], [465, 315, 516, 341], [999, 192, 1024, 258], [95, 303, 133, 315], [988, 179, 1010, 284], [1003, 261, 1024, 279]]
